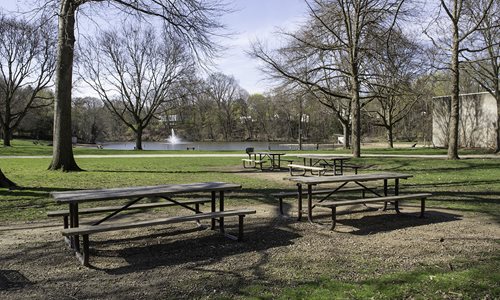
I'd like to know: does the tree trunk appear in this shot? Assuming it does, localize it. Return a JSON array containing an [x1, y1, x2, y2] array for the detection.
[[351, 75, 361, 158], [447, 25, 460, 160], [135, 127, 143, 150], [496, 90, 500, 153], [342, 122, 350, 149], [48, 0, 82, 171], [2, 95, 12, 147], [0, 169, 18, 190], [387, 125, 394, 148], [2, 126, 11, 147]]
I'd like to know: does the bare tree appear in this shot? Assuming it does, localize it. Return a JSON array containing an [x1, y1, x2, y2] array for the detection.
[[309, 77, 352, 149], [0, 13, 55, 147], [205, 73, 247, 141], [365, 29, 427, 148], [251, 0, 408, 157], [461, 0, 499, 152], [72, 97, 107, 144], [43, 0, 227, 170], [80, 25, 192, 150], [426, 0, 494, 159]]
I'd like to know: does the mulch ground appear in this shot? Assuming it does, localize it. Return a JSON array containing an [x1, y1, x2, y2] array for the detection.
[[1, 201, 498, 299]]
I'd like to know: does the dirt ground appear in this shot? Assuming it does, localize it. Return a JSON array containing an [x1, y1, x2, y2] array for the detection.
[[0, 197, 498, 300]]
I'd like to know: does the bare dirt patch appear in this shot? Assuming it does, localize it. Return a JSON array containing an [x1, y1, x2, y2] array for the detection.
[[0, 201, 498, 299]]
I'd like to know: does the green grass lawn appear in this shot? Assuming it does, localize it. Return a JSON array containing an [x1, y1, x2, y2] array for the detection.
[[0, 138, 496, 156], [0, 140, 499, 299]]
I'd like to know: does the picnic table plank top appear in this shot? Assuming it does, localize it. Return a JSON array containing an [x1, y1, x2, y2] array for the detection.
[[296, 154, 351, 160], [284, 172, 413, 184], [51, 182, 242, 203], [250, 152, 286, 155]]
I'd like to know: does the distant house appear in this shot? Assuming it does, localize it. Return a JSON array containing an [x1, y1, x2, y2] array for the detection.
[[432, 92, 497, 148]]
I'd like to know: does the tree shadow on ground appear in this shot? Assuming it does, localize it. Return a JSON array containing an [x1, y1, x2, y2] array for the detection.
[[0, 270, 32, 291], [88, 169, 221, 174], [0, 186, 83, 198], [405, 179, 500, 189]]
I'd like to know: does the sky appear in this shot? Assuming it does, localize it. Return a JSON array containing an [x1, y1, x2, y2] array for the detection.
[[214, 0, 308, 94], [0, 0, 310, 95]]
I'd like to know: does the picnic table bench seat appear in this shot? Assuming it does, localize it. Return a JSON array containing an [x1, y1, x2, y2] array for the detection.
[[271, 187, 366, 215], [62, 208, 256, 266], [288, 164, 326, 176], [316, 193, 432, 230], [242, 158, 266, 169], [48, 198, 211, 228], [319, 163, 363, 174]]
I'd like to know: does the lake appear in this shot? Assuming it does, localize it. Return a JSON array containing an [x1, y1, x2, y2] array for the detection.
[[101, 141, 336, 151]]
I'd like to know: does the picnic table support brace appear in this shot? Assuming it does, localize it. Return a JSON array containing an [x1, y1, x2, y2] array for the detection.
[[161, 196, 204, 214], [92, 197, 145, 226], [354, 182, 382, 197], [316, 182, 349, 204], [161, 196, 205, 226]]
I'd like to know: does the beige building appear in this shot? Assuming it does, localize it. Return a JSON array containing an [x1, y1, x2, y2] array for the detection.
[[432, 92, 498, 148]]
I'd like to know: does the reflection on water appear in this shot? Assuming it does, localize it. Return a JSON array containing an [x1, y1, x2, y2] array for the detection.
[[101, 141, 334, 151]]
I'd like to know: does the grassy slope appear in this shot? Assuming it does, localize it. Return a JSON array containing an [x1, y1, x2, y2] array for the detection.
[[0, 140, 499, 299]]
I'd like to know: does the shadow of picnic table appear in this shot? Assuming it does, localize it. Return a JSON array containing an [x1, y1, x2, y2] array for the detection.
[[93, 222, 301, 275]]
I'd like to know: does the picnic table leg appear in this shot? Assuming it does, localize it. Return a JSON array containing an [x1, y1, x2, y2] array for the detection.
[[82, 235, 90, 267], [420, 199, 425, 218], [383, 179, 388, 211], [394, 178, 400, 213], [69, 203, 80, 251], [268, 155, 274, 170], [238, 215, 245, 240], [219, 191, 225, 233], [307, 184, 314, 223], [330, 207, 337, 230], [297, 183, 303, 221], [211, 191, 216, 230]]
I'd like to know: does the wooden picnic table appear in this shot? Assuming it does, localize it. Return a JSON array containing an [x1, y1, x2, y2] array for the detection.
[[296, 154, 351, 175], [50, 182, 246, 265], [285, 172, 413, 223], [249, 151, 287, 170]]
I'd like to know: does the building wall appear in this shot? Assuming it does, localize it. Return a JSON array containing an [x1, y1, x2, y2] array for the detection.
[[432, 92, 497, 148]]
